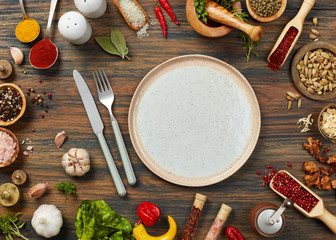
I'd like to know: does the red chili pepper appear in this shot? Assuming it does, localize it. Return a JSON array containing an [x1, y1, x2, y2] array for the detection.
[[158, 0, 179, 25], [137, 202, 161, 226], [225, 226, 246, 240], [155, 4, 167, 38]]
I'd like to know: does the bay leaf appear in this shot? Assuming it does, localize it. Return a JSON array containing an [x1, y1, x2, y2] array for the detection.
[[95, 37, 121, 57], [110, 27, 127, 57]]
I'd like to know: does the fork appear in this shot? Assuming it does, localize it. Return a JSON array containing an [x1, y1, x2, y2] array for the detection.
[[93, 69, 136, 185]]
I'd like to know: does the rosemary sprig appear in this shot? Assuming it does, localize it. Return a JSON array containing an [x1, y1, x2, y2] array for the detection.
[[241, 32, 260, 62]]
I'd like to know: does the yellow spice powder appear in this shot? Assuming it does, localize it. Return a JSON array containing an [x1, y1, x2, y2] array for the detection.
[[15, 18, 40, 43]]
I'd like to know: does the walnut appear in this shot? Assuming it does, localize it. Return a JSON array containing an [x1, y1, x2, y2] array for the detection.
[[303, 137, 322, 157], [321, 176, 332, 190], [304, 161, 319, 175], [331, 180, 336, 189], [304, 172, 320, 187], [316, 146, 331, 163], [327, 155, 336, 165], [319, 167, 331, 176]]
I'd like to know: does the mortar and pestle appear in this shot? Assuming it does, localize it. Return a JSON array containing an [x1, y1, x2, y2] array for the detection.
[[186, 0, 263, 40]]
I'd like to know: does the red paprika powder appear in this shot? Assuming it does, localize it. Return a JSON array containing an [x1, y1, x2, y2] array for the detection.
[[268, 26, 299, 71], [29, 38, 58, 69]]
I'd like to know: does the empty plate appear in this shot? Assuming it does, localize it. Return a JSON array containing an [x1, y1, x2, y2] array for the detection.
[[129, 55, 260, 186]]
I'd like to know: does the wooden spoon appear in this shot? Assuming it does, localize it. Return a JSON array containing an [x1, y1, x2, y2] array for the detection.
[[205, 0, 263, 41], [270, 170, 336, 234], [112, 0, 148, 31], [267, 0, 315, 66]]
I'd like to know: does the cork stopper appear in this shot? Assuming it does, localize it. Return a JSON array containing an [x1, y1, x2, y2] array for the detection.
[[216, 204, 232, 221], [193, 193, 207, 210]]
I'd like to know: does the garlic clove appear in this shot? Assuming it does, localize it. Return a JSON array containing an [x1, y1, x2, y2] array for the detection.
[[55, 131, 67, 149], [9, 47, 24, 65], [28, 183, 48, 198]]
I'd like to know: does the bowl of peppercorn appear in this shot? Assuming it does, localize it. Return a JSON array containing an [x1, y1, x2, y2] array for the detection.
[[246, 0, 287, 22], [0, 83, 26, 126]]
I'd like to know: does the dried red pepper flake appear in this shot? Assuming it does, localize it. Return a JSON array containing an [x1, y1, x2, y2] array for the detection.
[[182, 206, 201, 240], [272, 172, 319, 212], [268, 26, 299, 71]]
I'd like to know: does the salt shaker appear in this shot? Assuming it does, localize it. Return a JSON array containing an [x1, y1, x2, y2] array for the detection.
[[74, 0, 107, 18], [58, 11, 92, 45]]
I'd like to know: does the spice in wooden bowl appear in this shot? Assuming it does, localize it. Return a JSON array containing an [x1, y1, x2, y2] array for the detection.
[[0, 127, 19, 168], [0, 83, 26, 126], [246, 0, 287, 22], [318, 103, 336, 143]]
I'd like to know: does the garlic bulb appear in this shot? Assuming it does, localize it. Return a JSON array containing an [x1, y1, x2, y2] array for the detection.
[[32, 204, 63, 238], [62, 148, 90, 177]]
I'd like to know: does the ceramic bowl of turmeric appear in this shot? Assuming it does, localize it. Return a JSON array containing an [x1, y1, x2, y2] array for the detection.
[[186, 0, 241, 38], [15, 16, 40, 43]]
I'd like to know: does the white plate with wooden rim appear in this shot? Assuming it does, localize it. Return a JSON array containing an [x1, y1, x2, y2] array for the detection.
[[129, 55, 260, 187]]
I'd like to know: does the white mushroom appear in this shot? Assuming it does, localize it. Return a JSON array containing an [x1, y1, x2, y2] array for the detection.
[[31, 204, 63, 238], [62, 148, 90, 177]]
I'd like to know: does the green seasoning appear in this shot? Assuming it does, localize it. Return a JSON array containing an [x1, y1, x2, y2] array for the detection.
[[95, 27, 130, 60], [250, 0, 282, 17]]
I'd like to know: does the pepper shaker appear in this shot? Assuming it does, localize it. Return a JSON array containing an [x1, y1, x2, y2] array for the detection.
[[250, 199, 293, 237], [58, 11, 92, 45], [74, 0, 107, 18]]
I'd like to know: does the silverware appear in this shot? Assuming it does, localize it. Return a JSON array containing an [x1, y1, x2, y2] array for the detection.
[[73, 69, 126, 197], [93, 69, 136, 185]]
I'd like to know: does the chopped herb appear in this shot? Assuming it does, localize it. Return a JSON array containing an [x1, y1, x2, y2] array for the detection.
[[194, 0, 243, 23], [55, 182, 77, 203], [0, 212, 29, 240], [240, 32, 260, 62]]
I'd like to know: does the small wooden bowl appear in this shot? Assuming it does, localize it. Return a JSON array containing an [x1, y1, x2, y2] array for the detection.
[[317, 103, 336, 143], [186, 0, 241, 38], [0, 127, 19, 168], [291, 41, 336, 101], [246, 0, 287, 22], [0, 83, 26, 126]]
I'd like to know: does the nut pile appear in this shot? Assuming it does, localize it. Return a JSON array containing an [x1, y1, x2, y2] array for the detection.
[[297, 49, 336, 95], [250, 0, 282, 17]]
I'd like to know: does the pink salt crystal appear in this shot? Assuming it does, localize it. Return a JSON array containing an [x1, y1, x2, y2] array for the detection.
[[0, 131, 16, 163]]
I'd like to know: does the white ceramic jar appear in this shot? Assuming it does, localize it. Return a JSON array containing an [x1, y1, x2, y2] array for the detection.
[[74, 0, 107, 18], [58, 11, 92, 45]]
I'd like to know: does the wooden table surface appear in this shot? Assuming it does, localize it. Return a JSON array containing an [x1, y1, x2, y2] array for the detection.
[[1, 0, 336, 239]]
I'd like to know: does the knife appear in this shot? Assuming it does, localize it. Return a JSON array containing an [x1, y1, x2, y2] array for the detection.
[[73, 70, 126, 197]]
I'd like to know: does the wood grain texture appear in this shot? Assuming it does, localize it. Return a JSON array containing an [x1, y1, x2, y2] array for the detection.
[[0, 0, 336, 239]]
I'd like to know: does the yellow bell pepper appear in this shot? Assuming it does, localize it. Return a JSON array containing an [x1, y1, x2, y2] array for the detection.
[[133, 216, 177, 240]]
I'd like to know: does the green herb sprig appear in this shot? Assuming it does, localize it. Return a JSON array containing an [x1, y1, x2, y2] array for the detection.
[[95, 27, 130, 60], [194, 0, 208, 23], [55, 182, 77, 203], [0, 212, 29, 240], [241, 32, 260, 62]]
